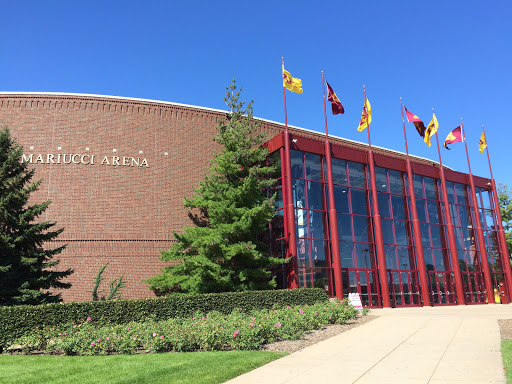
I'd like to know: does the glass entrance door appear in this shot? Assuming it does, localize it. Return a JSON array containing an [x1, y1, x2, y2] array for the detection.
[[388, 269, 421, 306], [428, 271, 457, 305], [462, 271, 487, 304], [342, 268, 381, 308]]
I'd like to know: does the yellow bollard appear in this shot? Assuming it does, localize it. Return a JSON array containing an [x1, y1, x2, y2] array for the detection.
[[495, 288, 501, 304]]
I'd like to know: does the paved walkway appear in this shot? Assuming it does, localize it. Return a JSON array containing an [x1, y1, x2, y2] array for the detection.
[[225, 304, 512, 384]]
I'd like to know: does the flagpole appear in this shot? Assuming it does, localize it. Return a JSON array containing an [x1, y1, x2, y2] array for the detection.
[[434, 110, 466, 304], [400, 98, 430, 306], [282, 57, 298, 289], [322, 72, 343, 300], [461, 119, 494, 303], [483, 125, 512, 297], [364, 86, 391, 308]]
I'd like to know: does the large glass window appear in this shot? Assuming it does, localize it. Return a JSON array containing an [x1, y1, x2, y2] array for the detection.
[[446, 182, 480, 273], [291, 150, 331, 292], [412, 175, 451, 273], [476, 187, 504, 278], [267, 150, 287, 289], [372, 167, 415, 272]]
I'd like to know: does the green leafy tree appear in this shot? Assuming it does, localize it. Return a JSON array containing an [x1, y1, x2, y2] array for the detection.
[[0, 127, 72, 305], [147, 81, 284, 294], [498, 183, 512, 256]]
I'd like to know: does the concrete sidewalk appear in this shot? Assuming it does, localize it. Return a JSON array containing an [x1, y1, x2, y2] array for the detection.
[[225, 304, 512, 384]]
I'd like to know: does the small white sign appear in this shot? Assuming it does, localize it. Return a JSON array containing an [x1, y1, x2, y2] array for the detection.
[[348, 293, 363, 310]]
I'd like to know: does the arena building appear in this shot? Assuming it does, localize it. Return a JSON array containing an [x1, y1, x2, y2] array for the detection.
[[0, 92, 510, 307]]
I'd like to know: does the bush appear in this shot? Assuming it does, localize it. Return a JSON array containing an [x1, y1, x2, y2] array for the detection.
[[0, 288, 327, 351], [3, 300, 358, 355]]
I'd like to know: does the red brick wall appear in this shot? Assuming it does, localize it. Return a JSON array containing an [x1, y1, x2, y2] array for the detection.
[[0, 94, 251, 301]]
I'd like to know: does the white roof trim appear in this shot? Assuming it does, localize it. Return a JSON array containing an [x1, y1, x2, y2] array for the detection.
[[0, 91, 447, 169]]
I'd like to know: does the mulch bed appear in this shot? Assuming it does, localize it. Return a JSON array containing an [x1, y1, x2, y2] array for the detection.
[[499, 319, 512, 340], [261, 315, 377, 353]]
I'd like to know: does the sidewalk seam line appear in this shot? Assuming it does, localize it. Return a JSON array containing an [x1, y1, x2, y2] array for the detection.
[[352, 317, 432, 384], [427, 318, 463, 383]]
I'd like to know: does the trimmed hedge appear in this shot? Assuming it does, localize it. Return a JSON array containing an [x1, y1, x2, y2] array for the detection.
[[0, 288, 327, 351]]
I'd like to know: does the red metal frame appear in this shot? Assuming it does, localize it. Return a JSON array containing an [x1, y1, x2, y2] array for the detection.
[[428, 271, 457, 305], [282, 86, 299, 288], [265, 127, 505, 308], [342, 267, 381, 308], [480, 186, 511, 303], [450, 182, 486, 304], [461, 121, 494, 303]]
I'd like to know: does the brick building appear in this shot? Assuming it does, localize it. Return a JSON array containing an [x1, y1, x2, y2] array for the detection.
[[1, 92, 510, 307]]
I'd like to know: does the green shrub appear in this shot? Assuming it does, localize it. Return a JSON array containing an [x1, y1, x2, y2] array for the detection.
[[0, 288, 327, 351], [4, 299, 357, 355]]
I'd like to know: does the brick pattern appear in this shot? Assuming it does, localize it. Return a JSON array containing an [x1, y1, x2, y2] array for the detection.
[[0, 93, 441, 302]]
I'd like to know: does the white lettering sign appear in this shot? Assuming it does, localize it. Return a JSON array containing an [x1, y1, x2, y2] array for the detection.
[[22, 153, 149, 168]]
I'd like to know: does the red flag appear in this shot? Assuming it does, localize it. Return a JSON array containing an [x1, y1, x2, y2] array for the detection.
[[404, 106, 426, 138], [326, 81, 344, 115], [444, 126, 463, 150]]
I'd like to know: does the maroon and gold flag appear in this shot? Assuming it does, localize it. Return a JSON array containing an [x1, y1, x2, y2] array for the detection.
[[326, 81, 344, 115], [443, 126, 463, 150], [479, 131, 487, 153], [404, 106, 427, 138]]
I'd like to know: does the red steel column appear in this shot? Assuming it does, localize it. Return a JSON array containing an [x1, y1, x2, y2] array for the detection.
[[321, 75, 343, 299], [279, 147, 292, 287], [283, 82, 298, 288], [363, 86, 390, 308], [367, 149, 391, 307], [283, 130, 298, 288], [400, 99, 430, 306], [435, 132, 466, 305], [461, 121, 494, 303], [325, 140, 343, 299]]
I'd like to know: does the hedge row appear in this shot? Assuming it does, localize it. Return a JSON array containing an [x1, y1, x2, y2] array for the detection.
[[0, 288, 328, 351]]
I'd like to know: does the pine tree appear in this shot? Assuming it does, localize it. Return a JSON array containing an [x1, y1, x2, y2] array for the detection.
[[498, 183, 512, 256], [0, 127, 72, 306], [147, 81, 285, 294]]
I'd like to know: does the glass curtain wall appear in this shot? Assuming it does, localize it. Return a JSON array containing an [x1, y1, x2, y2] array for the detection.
[[374, 167, 421, 306], [413, 175, 456, 305], [446, 182, 486, 303], [331, 159, 380, 307], [268, 146, 506, 306], [267, 149, 287, 289], [476, 187, 507, 300], [290, 150, 333, 294]]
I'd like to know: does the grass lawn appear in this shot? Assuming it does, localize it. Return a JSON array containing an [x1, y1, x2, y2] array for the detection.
[[0, 351, 286, 384], [503, 340, 512, 383]]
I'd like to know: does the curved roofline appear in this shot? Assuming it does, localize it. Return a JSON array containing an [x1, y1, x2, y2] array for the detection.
[[0, 91, 446, 169]]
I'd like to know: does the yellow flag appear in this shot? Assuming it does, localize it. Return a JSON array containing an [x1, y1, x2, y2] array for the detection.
[[424, 112, 439, 147], [357, 97, 372, 132], [282, 65, 303, 94], [479, 131, 487, 153]]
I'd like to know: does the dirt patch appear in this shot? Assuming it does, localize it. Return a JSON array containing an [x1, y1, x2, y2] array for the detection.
[[261, 315, 377, 353], [499, 319, 512, 340]]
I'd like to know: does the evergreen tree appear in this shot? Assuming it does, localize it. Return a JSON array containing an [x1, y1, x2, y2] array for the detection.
[[498, 183, 512, 256], [0, 127, 72, 305], [147, 81, 284, 294]]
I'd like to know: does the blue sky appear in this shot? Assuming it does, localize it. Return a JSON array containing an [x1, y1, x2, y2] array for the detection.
[[1, 1, 511, 187]]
